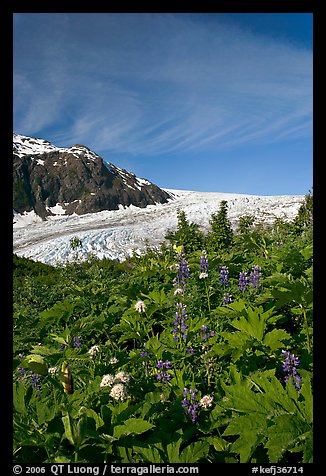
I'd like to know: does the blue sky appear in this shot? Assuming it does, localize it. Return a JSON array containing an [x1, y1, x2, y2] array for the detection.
[[13, 13, 313, 195]]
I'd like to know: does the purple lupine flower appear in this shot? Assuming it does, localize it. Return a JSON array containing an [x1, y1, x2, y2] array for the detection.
[[73, 336, 82, 349], [17, 354, 26, 377], [222, 293, 233, 306], [60, 343, 67, 352], [219, 266, 229, 286], [249, 265, 262, 288], [182, 388, 199, 422], [17, 354, 42, 393], [156, 371, 171, 382], [173, 302, 189, 341], [174, 249, 191, 291], [29, 370, 42, 393], [140, 351, 152, 358], [281, 350, 302, 392], [199, 250, 209, 276], [238, 271, 249, 291], [155, 360, 172, 382], [186, 347, 196, 355], [201, 325, 215, 342]]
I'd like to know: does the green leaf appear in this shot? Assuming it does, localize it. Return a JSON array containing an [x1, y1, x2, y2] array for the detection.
[[36, 400, 57, 425], [263, 329, 291, 350], [223, 414, 267, 462], [166, 440, 182, 463], [206, 436, 230, 452], [13, 381, 26, 414], [86, 408, 104, 430], [265, 414, 311, 462], [134, 445, 164, 463], [22, 354, 48, 376], [298, 377, 313, 423], [113, 418, 154, 439], [179, 440, 210, 463], [62, 414, 75, 446]]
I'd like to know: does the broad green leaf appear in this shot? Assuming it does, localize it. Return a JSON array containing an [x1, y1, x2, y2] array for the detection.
[[22, 354, 48, 376], [86, 408, 104, 430], [134, 445, 164, 463], [166, 440, 182, 463], [13, 381, 26, 414], [36, 400, 57, 425], [206, 436, 230, 452], [223, 414, 267, 462], [263, 329, 291, 350], [113, 418, 154, 439], [179, 440, 210, 463], [265, 414, 311, 462], [62, 414, 75, 446]]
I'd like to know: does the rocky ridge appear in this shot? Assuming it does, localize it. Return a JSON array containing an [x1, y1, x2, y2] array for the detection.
[[13, 133, 172, 219]]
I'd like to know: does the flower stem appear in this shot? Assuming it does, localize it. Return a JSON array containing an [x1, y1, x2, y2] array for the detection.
[[301, 305, 311, 353]]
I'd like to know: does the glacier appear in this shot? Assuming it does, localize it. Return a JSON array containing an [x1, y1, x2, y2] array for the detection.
[[13, 188, 304, 266]]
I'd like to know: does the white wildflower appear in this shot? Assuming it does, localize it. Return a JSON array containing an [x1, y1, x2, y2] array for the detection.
[[134, 300, 147, 312], [115, 371, 130, 383], [109, 357, 118, 365], [174, 287, 184, 295], [100, 374, 115, 387], [88, 345, 100, 357], [199, 272, 209, 279], [109, 383, 128, 401], [48, 366, 59, 375], [199, 394, 214, 409]]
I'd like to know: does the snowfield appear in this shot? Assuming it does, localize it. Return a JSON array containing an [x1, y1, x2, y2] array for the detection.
[[13, 189, 304, 265]]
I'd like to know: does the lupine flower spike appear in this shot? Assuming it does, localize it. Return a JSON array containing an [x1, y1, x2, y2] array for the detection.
[[238, 271, 249, 291], [181, 388, 199, 422], [249, 265, 262, 288], [281, 350, 302, 392], [199, 250, 209, 279], [219, 266, 229, 286], [173, 302, 189, 341], [174, 249, 191, 292]]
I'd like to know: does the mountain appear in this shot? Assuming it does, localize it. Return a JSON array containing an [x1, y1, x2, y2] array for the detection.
[[13, 133, 172, 219]]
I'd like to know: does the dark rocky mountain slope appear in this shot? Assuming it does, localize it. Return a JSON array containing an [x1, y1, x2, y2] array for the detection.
[[13, 133, 172, 219]]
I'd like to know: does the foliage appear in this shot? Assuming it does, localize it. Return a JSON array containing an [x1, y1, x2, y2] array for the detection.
[[165, 209, 204, 254], [13, 194, 313, 464], [291, 190, 313, 236], [207, 200, 234, 252]]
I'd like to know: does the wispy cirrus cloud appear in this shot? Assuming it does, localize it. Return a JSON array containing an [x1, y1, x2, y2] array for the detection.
[[13, 13, 312, 159]]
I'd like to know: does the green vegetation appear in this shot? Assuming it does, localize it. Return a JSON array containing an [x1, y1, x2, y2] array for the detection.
[[13, 178, 32, 211], [13, 193, 313, 464]]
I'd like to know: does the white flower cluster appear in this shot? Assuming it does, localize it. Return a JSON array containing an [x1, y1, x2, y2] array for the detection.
[[109, 383, 128, 401], [100, 370, 131, 400], [48, 366, 59, 375], [88, 345, 100, 358], [115, 371, 130, 383], [174, 287, 184, 296], [134, 300, 147, 312], [109, 357, 118, 365], [199, 272, 209, 279], [199, 394, 214, 409], [100, 374, 115, 387]]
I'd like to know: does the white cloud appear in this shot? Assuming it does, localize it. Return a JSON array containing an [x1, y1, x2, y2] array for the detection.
[[13, 13, 312, 156]]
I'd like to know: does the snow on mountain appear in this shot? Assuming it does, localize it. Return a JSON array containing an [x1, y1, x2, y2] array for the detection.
[[13, 187, 304, 266], [13, 133, 172, 219], [13, 133, 100, 162]]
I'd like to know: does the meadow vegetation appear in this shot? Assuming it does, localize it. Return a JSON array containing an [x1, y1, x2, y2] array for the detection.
[[13, 192, 313, 464]]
